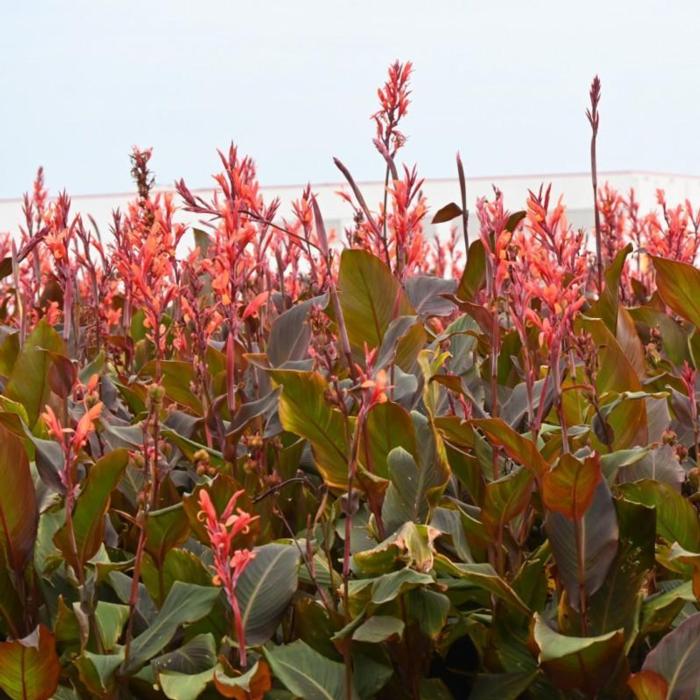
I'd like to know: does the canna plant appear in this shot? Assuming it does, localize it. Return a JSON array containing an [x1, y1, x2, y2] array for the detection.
[[0, 61, 699, 700]]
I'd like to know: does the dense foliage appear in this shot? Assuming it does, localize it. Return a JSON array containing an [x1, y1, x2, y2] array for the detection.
[[1, 61, 700, 699]]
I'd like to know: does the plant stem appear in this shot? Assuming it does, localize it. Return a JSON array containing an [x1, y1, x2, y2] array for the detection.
[[587, 76, 603, 294], [456, 152, 469, 250]]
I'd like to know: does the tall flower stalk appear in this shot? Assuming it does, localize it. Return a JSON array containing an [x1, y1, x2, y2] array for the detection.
[[197, 490, 257, 667]]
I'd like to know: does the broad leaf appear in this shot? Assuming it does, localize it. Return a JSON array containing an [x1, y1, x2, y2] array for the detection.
[[270, 370, 350, 490], [619, 445, 684, 490], [652, 255, 700, 328], [75, 650, 124, 697], [0, 625, 60, 700], [580, 316, 647, 449], [0, 419, 37, 574], [238, 543, 300, 645], [565, 498, 655, 638], [469, 671, 538, 700], [628, 671, 669, 700], [431, 202, 462, 223], [352, 615, 404, 643], [124, 582, 220, 673], [5, 319, 65, 426], [263, 640, 353, 700], [546, 480, 619, 609], [532, 613, 625, 694], [481, 467, 533, 537], [360, 400, 415, 480], [144, 503, 190, 569], [542, 453, 601, 519], [589, 243, 632, 332], [268, 294, 327, 367], [381, 412, 450, 534], [642, 612, 700, 699], [471, 418, 548, 477], [338, 249, 413, 350], [54, 448, 128, 572], [213, 660, 272, 699], [456, 239, 486, 301], [620, 480, 700, 550], [435, 558, 529, 613]]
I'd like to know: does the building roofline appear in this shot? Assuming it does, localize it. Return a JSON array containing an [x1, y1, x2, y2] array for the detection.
[[2, 170, 700, 204]]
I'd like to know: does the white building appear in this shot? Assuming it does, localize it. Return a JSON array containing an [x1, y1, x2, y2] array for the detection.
[[1, 171, 700, 243]]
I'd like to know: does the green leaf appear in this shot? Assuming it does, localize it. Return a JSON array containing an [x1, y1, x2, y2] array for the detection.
[[652, 255, 700, 328], [374, 315, 424, 370], [141, 360, 202, 413], [600, 447, 650, 483], [238, 543, 300, 645], [620, 480, 700, 550], [352, 522, 439, 575], [381, 411, 450, 534], [0, 625, 60, 700], [405, 588, 450, 639], [589, 243, 633, 332], [532, 613, 625, 694], [471, 418, 548, 477], [434, 557, 529, 613], [270, 369, 350, 490], [123, 582, 220, 673], [75, 649, 125, 698], [360, 400, 415, 480], [640, 581, 696, 636], [145, 503, 190, 569], [142, 548, 212, 606], [151, 633, 216, 675], [482, 467, 533, 537], [642, 612, 700, 699], [54, 448, 129, 572], [469, 671, 538, 700], [5, 319, 65, 426], [159, 668, 214, 700], [263, 640, 353, 700], [352, 615, 404, 643], [353, 650, 393, 699], [579, 316, 647, 449], [371, 568, 434, 605], [382, 444, 448, 535], [95, 602, 130, 652], [338, 249, 413, 350], [629, 306, 689, 365]]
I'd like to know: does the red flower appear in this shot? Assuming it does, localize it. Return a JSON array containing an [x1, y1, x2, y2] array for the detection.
[[198, 489, 257, 668]]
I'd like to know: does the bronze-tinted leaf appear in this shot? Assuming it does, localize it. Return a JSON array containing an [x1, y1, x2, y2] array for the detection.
[[431, 202, 462, 224], [0, 625, 60, 700]]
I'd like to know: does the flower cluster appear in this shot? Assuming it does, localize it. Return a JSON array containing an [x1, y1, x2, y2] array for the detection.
[[197, 489, 257, 667], [41, 374, 103, 499]]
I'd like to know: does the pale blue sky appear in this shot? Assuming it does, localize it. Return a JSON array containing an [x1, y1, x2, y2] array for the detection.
[[2, 1, 699, 198]]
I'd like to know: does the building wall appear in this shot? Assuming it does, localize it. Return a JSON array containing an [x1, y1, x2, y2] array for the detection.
[[1, 172, 699, 244]]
